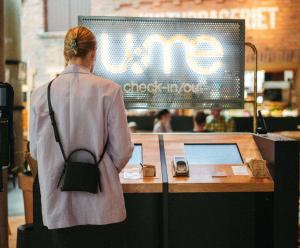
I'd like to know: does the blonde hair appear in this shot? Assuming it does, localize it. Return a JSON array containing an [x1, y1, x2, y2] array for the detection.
[[64, 26, 96, 65]]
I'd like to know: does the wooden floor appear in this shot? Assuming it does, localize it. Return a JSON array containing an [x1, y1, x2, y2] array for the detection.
[[9, 216, 25, 248]]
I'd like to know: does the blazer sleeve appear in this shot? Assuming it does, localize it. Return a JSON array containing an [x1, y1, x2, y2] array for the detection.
[[107, 86, 133, 172], [29, 104, 38, 160]]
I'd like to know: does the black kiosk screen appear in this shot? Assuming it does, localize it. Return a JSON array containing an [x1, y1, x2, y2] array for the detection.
[[184, 144, 243, 165], [127, 144, 142, 165]]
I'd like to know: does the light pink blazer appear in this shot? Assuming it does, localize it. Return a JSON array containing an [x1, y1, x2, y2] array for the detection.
[[29, 64, 133, 229]]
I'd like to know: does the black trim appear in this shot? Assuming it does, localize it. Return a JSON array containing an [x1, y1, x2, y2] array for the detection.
[[159, 134, 168, 248], [5, 59, 22, 65], [79, 16, 245, 25], [13, 105, 25, 111], [159, 135, 168, 185]]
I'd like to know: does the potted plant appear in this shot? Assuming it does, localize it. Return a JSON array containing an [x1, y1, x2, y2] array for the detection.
[[18, 141, 37, 224]]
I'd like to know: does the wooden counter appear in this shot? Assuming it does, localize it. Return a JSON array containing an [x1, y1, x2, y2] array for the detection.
[[120, 134, 162, 193], [163, 133, 274, 193], [28, 133, 298, 248], [274, 131, 300, 141]]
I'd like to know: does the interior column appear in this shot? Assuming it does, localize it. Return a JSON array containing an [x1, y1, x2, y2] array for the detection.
[[0, 0, 9, 247]]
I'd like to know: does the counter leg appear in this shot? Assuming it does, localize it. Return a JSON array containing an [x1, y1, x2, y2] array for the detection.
[[159, 135, 168, 248], [0, 168, 8, 248]]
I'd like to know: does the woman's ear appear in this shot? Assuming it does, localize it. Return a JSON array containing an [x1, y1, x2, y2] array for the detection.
[[89, 48, 97, 72], [91, 48, 96, 61]]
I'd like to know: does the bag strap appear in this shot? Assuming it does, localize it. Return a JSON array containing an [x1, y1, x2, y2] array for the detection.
[[47, 80, 67, 162], [68, 148, 97, 164], [47, 80, 109, 164]]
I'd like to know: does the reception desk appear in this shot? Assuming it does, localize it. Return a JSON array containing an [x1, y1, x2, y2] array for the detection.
[[32, 133, 298, 248], [163, 133, 274, 248]]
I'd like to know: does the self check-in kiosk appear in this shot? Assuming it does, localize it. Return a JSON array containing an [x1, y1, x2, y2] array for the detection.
[[32, 133, 299, 248], [164, 133, 273, 248], [121, 133, 298, 248]]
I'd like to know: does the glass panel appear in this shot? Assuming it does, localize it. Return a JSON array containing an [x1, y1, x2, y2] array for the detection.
[[184, 144, 243, 165], [127, 144, 142, 165]]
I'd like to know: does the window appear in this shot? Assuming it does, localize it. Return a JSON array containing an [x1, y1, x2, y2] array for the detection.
[[46, 0, 91, 32]]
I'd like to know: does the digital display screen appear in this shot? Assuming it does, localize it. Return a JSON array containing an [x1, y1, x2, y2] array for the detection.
[[79, 16, 245, 109], [127, 144, 143, 165], [184, 144, 243, 165], [0, 87, 7, 107]]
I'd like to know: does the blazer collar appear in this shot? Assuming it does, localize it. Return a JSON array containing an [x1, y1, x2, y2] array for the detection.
[[61, 64, 91, 75]]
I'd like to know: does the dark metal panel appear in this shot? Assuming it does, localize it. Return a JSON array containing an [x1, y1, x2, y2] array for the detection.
[[124, 193, 163, 248], [79, 16, 245, 109], [254, 134, 299, 248], [168, 193, 255, 248], [33, 176, 52, 248], [254, 192, 273, 248], [273, 140, 299, 248]]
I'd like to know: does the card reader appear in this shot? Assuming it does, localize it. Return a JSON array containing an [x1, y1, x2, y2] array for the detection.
[[173, 156, 189, 177]]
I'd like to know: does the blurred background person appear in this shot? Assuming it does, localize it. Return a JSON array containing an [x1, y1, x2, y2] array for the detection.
[[128, 121, 138, 133], [153, 109, 173, 132], [205, 109, 235, 132], [193, 111, 207, 132]]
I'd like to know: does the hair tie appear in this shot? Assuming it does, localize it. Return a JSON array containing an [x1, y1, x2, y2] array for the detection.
[[70, 39, 78, 55]]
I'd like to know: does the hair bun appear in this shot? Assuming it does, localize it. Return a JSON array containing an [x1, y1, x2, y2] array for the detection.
[[70, 39, 78, 55], [64, 26, 96, 64]]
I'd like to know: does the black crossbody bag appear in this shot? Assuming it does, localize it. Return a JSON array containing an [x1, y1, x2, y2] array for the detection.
[[47, 80, 108, 194]]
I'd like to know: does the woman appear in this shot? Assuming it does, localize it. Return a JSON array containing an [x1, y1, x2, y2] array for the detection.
[[29, 26, 133, 247], [153, 109, 173, 133]]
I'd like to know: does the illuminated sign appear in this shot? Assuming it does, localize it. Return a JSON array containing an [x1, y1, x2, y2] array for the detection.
[[100, 33, 224, 75], [79, 17, 245, 109]]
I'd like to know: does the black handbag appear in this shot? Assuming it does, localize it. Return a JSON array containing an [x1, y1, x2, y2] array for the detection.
[[47, 80, 108, 194]]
